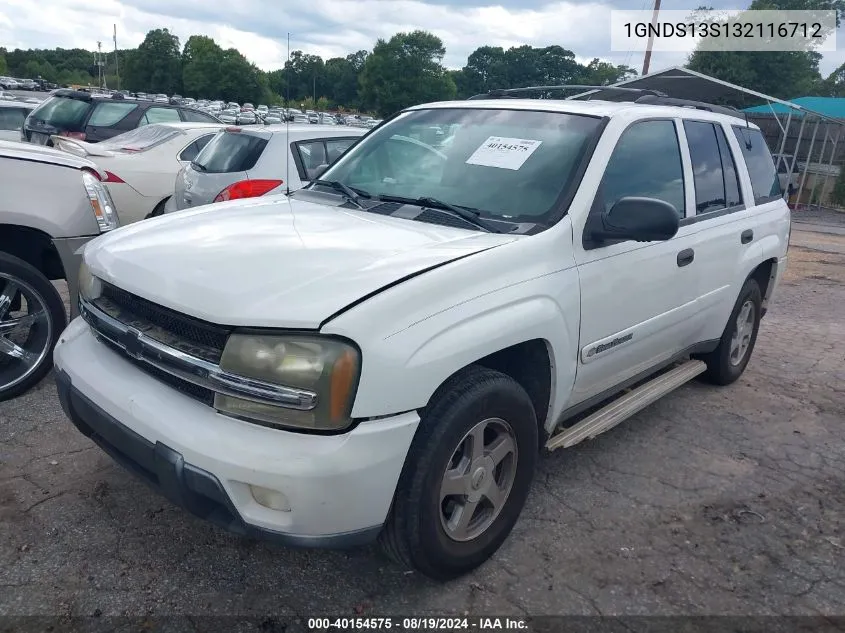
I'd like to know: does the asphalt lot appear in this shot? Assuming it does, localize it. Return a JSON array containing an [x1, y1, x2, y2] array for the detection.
[[1, 213, 844, 621]]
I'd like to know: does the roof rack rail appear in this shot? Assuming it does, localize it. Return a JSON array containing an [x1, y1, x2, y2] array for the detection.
[[632, 94, 745, 119], [466, 84, 668, 100]]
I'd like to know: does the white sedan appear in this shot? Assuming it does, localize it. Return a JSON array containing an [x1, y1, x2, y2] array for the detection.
[[51, 122, 224, 225]]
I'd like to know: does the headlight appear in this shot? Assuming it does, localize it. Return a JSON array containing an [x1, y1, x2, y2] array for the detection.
[[77, 257, 102, 302], [82, 170, 119, 232], [214, 334, 361, 431]]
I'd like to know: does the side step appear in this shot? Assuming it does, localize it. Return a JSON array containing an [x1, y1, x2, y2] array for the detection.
[[545, 360, 707, 451]]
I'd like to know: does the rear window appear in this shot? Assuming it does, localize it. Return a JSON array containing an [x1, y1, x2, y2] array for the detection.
[[88, 101, 138, 127], [732, 126, 781, 202], [182, 109, 218, 123], [97, 124, 183, 152], [192, 131, 268, 173], [0, 107, 29, 130], [29, 96, 91, 130]]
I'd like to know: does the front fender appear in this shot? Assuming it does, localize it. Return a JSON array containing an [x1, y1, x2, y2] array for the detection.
[[326, 269, 580, 432]]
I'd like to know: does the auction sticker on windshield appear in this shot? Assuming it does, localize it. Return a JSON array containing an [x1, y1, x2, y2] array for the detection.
[[465, 136, 542, 170]]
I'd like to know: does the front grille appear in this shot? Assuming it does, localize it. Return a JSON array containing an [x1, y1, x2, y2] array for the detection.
[[98, 335, 215, 406], [95, 283, 230, 363]]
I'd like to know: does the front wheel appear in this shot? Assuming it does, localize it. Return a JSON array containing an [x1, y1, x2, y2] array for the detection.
[[379, 366, 538, 580], [0, 252, 67, 401]]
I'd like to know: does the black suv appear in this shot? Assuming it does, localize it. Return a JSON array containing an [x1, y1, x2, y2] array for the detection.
[[22, 89, 221, 145]]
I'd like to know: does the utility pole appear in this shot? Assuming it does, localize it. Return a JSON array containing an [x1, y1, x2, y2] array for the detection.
[[97, 41, 107, 90], [642, 0, 661, 76], [313, 74, 316, 104], [113, 24, 120, 91]]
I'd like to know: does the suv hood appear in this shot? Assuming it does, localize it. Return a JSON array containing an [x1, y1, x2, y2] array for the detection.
[[84, 196, 517, 328]]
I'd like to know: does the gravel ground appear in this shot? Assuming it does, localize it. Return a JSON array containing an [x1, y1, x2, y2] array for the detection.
[[0, 222, 843, 622]]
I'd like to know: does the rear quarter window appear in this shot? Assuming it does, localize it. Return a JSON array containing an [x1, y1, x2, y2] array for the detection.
[[732, 126, 781, 203], [192, 132, 268, 173], [87, 102, 138, 127], [29, 96, 91, 130]]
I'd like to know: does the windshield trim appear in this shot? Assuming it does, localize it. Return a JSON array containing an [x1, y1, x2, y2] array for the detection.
[[316, 106, 609, 232]]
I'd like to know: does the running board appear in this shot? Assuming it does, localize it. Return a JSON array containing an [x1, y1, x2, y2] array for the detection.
[[546, 360, 707, 451]]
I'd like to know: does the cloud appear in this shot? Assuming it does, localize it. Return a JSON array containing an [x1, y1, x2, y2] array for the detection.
[[1, 0, 842, 78]]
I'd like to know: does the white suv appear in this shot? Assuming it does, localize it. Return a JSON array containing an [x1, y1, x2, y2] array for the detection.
[[53, 93, 789, 580]]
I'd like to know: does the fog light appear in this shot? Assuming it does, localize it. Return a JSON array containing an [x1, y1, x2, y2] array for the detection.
[[249, 485, 291, 511]]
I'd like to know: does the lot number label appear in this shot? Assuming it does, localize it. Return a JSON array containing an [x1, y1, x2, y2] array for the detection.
[[465, 136, 543, 170]]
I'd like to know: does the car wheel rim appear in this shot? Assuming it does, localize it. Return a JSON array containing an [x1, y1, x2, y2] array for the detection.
[[439, 417, 518, 543], [0, 273, 52, 391], [728, 299, 755, 366]]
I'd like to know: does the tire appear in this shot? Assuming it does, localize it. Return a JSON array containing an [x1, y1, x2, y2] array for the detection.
[[699, 278, 762, 386], [0, 252, 67, 401], [145, 197, 169, 220], [379, 365, 538, 580]]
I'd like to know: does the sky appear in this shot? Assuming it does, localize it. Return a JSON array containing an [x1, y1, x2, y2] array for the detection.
[[2, 0, 845, 77]]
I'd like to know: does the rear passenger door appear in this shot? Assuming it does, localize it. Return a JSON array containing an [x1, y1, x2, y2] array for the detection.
[[677, 120, 772, 345]]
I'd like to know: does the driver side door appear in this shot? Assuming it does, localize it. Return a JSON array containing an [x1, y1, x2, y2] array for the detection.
[[570, 118, 704, 406]]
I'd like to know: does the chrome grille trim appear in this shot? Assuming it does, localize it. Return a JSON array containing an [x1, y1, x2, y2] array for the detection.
[[80, 296, 318, 411]]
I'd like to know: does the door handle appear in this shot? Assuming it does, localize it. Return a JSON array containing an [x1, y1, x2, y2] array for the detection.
[[741, 229, 754, 244], [677, 248, 695, 267]]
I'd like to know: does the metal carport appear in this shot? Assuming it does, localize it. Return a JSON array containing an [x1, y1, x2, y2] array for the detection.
[[570, 66, 845, 211]]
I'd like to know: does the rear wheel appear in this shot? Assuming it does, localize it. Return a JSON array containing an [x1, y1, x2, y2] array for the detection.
[[0, 252, 67, 401], [699, 278, 762, 386], [379, 366, 537, 580]]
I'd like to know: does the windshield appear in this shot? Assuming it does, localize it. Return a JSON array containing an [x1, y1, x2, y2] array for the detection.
[[97, 124, 182, 152], [318, 107, 601, 222]]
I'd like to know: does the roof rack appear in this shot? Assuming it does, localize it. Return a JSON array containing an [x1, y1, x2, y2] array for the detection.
[[467, 85, 668, 100], [632, 94, 745, 119]]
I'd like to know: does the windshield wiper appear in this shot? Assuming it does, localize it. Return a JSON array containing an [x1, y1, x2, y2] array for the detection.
[[376, 194, 503, 233], [191, 161, 207, 172], [310, 179, 370, 209]]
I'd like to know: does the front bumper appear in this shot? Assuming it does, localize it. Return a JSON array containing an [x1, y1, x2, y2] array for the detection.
[[53, 318, 420, 546]]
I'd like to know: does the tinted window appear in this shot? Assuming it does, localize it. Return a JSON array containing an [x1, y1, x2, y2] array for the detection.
[[715, 125, 742, 208], [323, 108, 602, 221], [732, 126, 781, 202], [684, 121, 730, 214], [193, 131, 267, 173], [0, 107, 28, 130], [87, 102, 138, 127], [326, 138, 357, 163], [140, 107, 181, 126], [598, 120, 685, 216], [182, 109, 218, 123], [297, 140, 328, 171], [178, 134, 215, 162], [29, 96, 91, 130]]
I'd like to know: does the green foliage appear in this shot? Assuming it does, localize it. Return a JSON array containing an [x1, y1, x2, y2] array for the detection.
[[123, 28, 182, 94], [687, 0, 844, 102], [359, 31, 456, 116], [0, 53, 7, 75]]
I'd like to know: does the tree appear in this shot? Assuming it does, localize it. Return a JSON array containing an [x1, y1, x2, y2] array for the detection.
[[581, 58, 637, 85], [687, 0, 843, 101], [359, 31, 456, 117], [182, 35, 224, 98], [0, 52, 7, 76], [123, 29, 182, 94]]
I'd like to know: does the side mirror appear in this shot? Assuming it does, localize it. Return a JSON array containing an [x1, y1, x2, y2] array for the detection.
[[306, 163, 329, 181], [591, 196, 680, 243]]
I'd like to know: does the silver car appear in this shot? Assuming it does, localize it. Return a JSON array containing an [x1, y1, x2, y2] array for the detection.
[[0, 140, 119, 400], [170, 124, 365, 210]]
